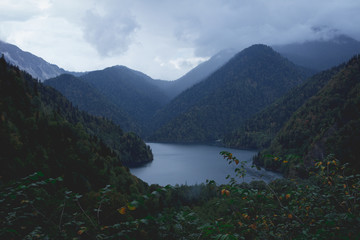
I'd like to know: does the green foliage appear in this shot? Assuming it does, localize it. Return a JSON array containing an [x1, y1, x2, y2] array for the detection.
[[0, 59, 152, 189], [256, 55, 360, 175], [224, 64, 344, 149], [46, 66, 171, 137], [44, 74, 139, 132], [150, 44, 309, 142], [2, 51, 360, 239], [2, 152, 359, 239], [78, 66, 170, 136]]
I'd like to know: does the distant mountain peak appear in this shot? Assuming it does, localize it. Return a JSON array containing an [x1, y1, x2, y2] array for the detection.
[[241, 44, 276, 54], [0, 40, 68, 81], [149, 43, 309, 142], [109, 65, 130, 70], [273, 34, 360, 71], [152, 48, 237, 99]]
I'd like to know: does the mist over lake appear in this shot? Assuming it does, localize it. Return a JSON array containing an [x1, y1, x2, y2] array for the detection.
[[130, 143, 282, 186]]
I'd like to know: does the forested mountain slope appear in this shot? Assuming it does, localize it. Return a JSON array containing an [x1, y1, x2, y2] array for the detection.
[[1, 54, 359, 240], [0, 55, 152, 191], [45, 74, 138, 132], [83, 66, 169, 125], [224, 64, 345, 149], [150, 44, 310, 142], [255, 55, 360, 175], [45, 65, 170, 136]]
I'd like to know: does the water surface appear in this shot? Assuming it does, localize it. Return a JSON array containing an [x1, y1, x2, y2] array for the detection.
[[130, 143, 281, 186]]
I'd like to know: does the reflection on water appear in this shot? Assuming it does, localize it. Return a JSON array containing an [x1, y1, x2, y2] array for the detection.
[[130, 142, 282, 186]]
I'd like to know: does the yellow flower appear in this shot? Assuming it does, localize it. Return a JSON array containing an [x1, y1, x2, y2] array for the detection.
[[221, 189, 230, 196], [288, 214, 293, 219], [117, 207, 126, 215], [249, 223, 256, 230], [77, 227, 87, 235], [283, 160, 288, 164], [128, 205, 136, 211], [101, 226, 109, 230], [285, 194, 290, 200]]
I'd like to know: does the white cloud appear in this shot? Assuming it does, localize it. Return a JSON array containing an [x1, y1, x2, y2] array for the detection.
[[170, 57, 208, 70], [0, 0, 359, 79], [82, 4, 140, 57]]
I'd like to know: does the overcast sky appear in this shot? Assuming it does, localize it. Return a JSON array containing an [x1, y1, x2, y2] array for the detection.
[[1, 0, 359, 80]]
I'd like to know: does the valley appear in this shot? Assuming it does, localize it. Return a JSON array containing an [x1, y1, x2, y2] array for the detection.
[[129, 143, 281, 186], [1, 36, 360, 239]]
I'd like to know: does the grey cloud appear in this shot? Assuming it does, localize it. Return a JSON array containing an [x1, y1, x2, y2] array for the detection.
[[3, 0, 358, 80], [82, 6, 139, 57], [0, 2, 42, 22], [174, 16, 202, 43], [155, 0, 360, 57]]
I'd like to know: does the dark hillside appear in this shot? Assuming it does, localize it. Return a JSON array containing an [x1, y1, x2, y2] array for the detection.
[[81, 66, 170, 135], [45, 74, 138, 132], [150, 44, 310, 142], [0, 55, 151, 191], [255, 55, 360, 175], [224, 64, 345, 149]]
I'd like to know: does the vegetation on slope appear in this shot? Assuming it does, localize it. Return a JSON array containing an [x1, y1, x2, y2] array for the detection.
[[82, 66, 170, 136], [150, 44, 310, 142], [45, 74, 138, 132], [255, 55, 360, 175], [2, 48, 360, 239], [223, 64, 344, 150], [1, 151, 359, 239], [45, 65, 170, 136], [0, 55, 152, 190]]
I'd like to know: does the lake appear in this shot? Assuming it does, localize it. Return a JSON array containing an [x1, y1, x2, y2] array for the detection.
[[130, 143, 282, 186]]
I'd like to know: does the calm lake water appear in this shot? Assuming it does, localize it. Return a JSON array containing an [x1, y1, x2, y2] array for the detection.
[[130, 143, 282, 186]]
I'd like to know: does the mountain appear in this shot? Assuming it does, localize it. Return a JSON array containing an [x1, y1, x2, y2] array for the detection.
[[223, 63, 345, 150], [46, 65, 170, 136], [0, 40, 73, 81], [254, 55, 360, 175], [153, 49, 237, 99], [44, 74, 138, 132], [149, 44, 311, 142], [273, 34, 360, 71], [0, 55, 152, 190]]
